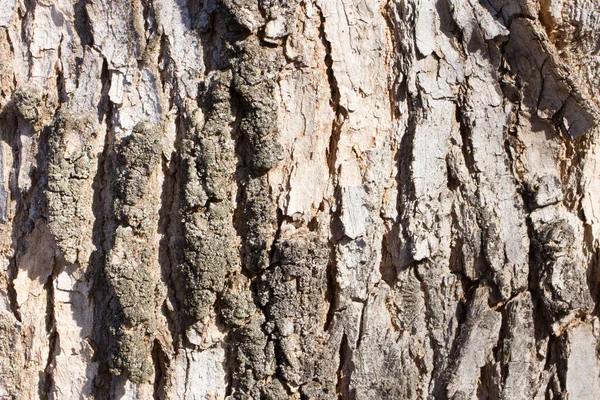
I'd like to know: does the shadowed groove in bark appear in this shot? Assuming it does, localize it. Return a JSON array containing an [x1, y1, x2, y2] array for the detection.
[[86, 57, 127, 394], [73, 0, 93, 48], [41, 267, 58, 400], [336, 333, 352, 400], [157, 140, 182, 351], [324, 185, 343, 333], [151, 338, 167, 398], [316, 4, 346, 178]]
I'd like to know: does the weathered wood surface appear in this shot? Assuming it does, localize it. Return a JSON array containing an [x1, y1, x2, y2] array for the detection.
[[1, 0, 600, 398]]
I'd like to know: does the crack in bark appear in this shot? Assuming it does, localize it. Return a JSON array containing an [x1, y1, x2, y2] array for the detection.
[[317, 5, 346, 180], [336, 333, 351, 400], [151, 339, 166, 399], [90, 59, 119, 395], [41, 261, 59, 400]]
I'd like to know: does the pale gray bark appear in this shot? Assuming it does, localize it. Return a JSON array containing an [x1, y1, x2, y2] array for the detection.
[[0, 0, 600, 399]]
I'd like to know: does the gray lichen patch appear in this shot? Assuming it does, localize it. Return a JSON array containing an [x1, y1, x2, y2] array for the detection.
[[178, 206, 238, 319], [218, 283, 256, 327], [219, 0, 299, 39], [182, 71, 236, 209], [242, 175, 278, 274], [104, 121, 163, 383], [112, 122, 162, 232], [104, 234, 157, 384], [223, 230, 336, 398], [106, 229, 155, 325], [530, 204, 593, 325], [108, 327, 154, 384], [46, 113, 98, 264], [12, 83, 43, 124], [220, 0, 265, 32], [232, 36, 284, 171], [265, 230, 336, 392], [116, 122, 162, 175], [229, 313, 275, 396], [176, 70, 239, 330]]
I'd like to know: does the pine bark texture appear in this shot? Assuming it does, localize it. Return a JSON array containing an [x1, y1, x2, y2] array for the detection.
[[1, 0, 600, 398]]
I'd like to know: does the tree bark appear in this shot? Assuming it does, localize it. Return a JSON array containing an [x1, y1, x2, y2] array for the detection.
[[1, 0, 600, 398]]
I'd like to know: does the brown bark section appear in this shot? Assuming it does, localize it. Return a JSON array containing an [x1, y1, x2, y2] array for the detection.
[[0, 0, 600, 399]]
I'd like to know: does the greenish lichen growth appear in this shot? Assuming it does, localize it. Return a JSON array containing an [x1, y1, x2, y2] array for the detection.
[[264, 232, 336, 393], [242, 176, 278, 273], [232, 36, 284, 171], [12, 83, 43, 124], [116, 122, 162, 174], [46, 112, 97, 264], [173, 3, 291, 396], [106, 237, 155, 325], [108, 328, 153, 384], [261, 379, 289, 400], [218, 281, 256, 327], [177, 71, 239, 328], [228, 313, 277, 398], [213, 11, 289, 397], [220, 233, 333, 398], [113, 122, 162, 232], [220, 0, 264, 32], [105, 121, 162, 383], [229, 35, 284, 278]]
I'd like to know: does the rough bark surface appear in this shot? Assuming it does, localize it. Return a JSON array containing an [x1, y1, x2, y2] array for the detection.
[[1, 0, 600, 399]]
